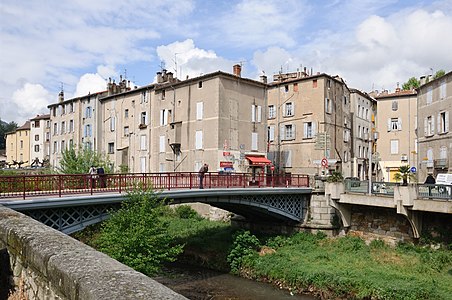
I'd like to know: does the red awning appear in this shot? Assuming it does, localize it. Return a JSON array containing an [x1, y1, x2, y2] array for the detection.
[[246, 155, 272, 166]]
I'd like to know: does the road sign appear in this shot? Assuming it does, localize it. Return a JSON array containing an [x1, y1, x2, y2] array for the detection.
[[410, 166, 417, 173], [321, 158, 328, 167]]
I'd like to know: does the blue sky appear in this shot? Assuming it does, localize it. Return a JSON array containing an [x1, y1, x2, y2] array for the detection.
[[1, 0, 452, 123]]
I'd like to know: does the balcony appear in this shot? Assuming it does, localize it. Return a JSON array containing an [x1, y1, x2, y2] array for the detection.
[[434, 158, 448, 169]]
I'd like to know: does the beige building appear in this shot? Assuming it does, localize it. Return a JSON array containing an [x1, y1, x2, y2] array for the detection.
[[375, 89, 417, 182], [152, 66, 268, 173], [29, 114, 51, 166], [5, 121, 31, 167], [349, 89, 377, 180], [417, 71, 451, 179], [266, 71, 351, 176]]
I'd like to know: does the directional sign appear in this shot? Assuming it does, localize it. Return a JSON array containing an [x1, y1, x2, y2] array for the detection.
[[410, 166, 417, 173]]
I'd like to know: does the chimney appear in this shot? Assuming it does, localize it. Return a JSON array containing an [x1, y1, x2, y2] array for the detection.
[[233, 64, 242, 77], [58, 90, 64, 103], [167, 72, 174, 82], [156, 72, 163, 83], [260, 75, 267, 84]]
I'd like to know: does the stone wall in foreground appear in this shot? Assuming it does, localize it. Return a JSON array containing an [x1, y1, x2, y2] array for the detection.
[[0, 205, 186, 300]]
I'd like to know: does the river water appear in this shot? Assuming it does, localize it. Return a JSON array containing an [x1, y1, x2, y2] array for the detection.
[[153, 263, 316, 300]]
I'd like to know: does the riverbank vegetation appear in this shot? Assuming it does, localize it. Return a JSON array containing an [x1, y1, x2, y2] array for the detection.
[[74, 189, 452, 299]]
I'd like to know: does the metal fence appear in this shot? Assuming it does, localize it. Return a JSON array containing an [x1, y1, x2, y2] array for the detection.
[[0, 172, 310, 199], [417, 184, 452, 200]]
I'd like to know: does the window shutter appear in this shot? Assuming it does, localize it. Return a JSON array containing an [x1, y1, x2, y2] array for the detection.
[[387, 118, 391, 131], [251, 105, 256, 122], [159, 135, 165, 152], [269, 126, 275, 142], [197, 102, 203, 120], [251, 132, 258, 150], [437, 113, 441, 133], [397, 118, 402, 131], [160, 110, 164, 126], [445, 111, 449, 132], [280, 125, 285, 141], [285, 150, 292, 167], [312, 122, 317, 136], [303, 123, 308, 138], [292, 124, 296, 139], [140, 135, 146, 150], [257, 106, 262, 123], [195, 131, 203, 149], [424, 117, 428, 136], [432, 115, 435, 134], [163, 109, 168, 125], [292, 102, 295, 115]]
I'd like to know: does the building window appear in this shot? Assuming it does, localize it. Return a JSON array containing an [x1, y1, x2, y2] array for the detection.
[[440, 146, 447, 159], [344, 96, 347, 105], [303, 122, 315, 138], [35, 134, 39, 141], [160, 109, 170, 126], [53, 123, 58, 135], [61, 121, 65, 134], [196, 102, 203, 120], [284, 102, 294, 117], [425, 115, 434, 136], [46, 132, 50, 141], [359, 146, 362, 158], [198, 81, 203, 88], [440, 80, 446, 99], [162, 89, 166, 100], [53, 141, 57, 153], [251, 105, 262, 123], [343, 129, 350, 142], [312, 79, 317, 88], [84, 124, 92, 137], [140, 135, 146, 150], [268, 125, 275, 142], [46, 120, 50, 128], [388, 118, 402, 131], [125, 109, 129, 118], [110, 116, 115, 131], [69, 139, 73, 148], [283, 124, 295, 140], [284, 85, 289, 93], [268, 105, 276, 119], [141, 91, 147, 103], [85, 106, 92, 118], [195, 130, 203, 149], [325, 98, 332, 114], [34, 120, 40, 128], [426, 86, 432, 104], [124, 126, 129, 136], [69, 103, 74, 113], [392, 100, 398, 111], [160, 135, 165, 153], [390, 140, 399, 154], [141, 112, 147, 125], [61, 140, 65, 151], [52, 107, 56, 117], [439, 111, 449, 134], [358, 126, 361, 138], [293, 83, 298, 92], [69, 120, 74, 132], [34, 145, 40, 152], [107, 142, 114, 154]]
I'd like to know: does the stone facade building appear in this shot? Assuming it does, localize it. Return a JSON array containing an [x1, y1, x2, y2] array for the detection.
[[5, 121, 30, 166], [375, 89, 417, 182], [349, 89, 377, 180], [29, 114, 51, 166], [266, 71, 351, 176], [417, 71, 451, 179]]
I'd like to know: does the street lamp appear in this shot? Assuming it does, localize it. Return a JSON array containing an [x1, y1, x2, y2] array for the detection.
[[364, 131, 379, 195]]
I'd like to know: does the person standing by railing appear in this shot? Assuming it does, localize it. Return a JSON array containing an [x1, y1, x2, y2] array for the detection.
[[424, 173, 435, 197], [89, 165, 97, 188], [198, 163, 208, 189]]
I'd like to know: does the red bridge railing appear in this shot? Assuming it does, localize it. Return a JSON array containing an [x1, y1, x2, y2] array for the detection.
[[0, 172, 310, 200]]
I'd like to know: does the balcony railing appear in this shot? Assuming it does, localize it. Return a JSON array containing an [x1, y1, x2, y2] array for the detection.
[[417, 184, 452, 200], [434, 158, 448, 168], [0, 172, 310, 200]]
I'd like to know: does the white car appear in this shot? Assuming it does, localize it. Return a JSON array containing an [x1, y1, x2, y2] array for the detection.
[[435, 173, 452, 195]]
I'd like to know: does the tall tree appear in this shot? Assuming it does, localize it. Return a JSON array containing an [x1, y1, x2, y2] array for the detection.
[[402, 77, 420, 90], [58, 147, 113, 174], [0, 120, 18, 150]]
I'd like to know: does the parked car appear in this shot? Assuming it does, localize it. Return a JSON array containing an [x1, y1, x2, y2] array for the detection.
[[436, 173, 452, 196]]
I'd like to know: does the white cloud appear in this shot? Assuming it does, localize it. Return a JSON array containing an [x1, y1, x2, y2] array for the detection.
[[156, 39, 234, 79], [11, 84, 52, 123], [74, 73, 107, 97], [252, 47, 293, 77]]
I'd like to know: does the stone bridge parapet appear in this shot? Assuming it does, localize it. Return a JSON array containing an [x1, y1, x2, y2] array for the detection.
[[0, 205, 186, 300]]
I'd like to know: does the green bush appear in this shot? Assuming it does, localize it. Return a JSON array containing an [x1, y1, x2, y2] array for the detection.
[[227, 231, 260, 274], [175, 205, 203, 220]]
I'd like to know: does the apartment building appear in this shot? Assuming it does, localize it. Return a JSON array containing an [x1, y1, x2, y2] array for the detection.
[[100, 80, 154, 173], [375, 88, 417, 182], [349, 89, 377, 180], [5, 121, 31, 166], [29, 114, 51, 166], [47, 89, 110, 168], [152, 65, 268, 173], [417, 71, 451, 180], [267, 71, 351, 176]]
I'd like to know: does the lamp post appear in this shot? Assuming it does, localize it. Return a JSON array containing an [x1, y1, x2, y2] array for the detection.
[[365, 131, 379, 195]]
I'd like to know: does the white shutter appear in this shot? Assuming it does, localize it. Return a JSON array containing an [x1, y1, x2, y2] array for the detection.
[[159, 135, 165, 153], [280, 125, 285, 141], [387, 118, 391, 131], [197, 102, 203, 120], [251, 105, 256, 122], [312, 122, 316, 136], [195, 130, 203, 149], [390, 140, 398, 154], [140, 157, 146, 173], [303, 123, 308, 138], [285, 150, 292, 167], [292, 124, 296, 139], [432, 115, 435, 134], [257, 106, 262, 123], [292, 102, 295, 115], [445, 111, 449, 132], [438, 113, 441, 134], [397, 118, 402, 131], [163, 109, 168, 125], [424, 117, 428, 136], [160, 110, 164, 126], [251, 132, 258, 150], [140, 135, 146, 150], [269, 125, 275, 142]]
